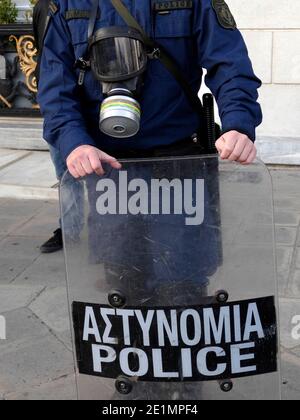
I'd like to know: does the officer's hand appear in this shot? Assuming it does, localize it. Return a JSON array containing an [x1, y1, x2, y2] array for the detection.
[[215, 131, 257, 165], [66, 145, 122, 178]]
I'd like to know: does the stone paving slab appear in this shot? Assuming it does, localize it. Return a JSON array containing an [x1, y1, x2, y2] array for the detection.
[[0, 256, 42, 285], [0, 208, 47, 236], [0, 236, 42, 259], [0, 335, 73, 395], [281, 351, 300, 400], [0, 151, 57, 188], [275, 226, 298, 246], [0, 150, 58, 200], [0, 184, 58, 201], [0, 285, 44, 314], [15, 203, 60, 238], [256, 137, 300, 166], [276, 247, 293, 275], [13, 252, 66, 287], [29, 286, 72, 352], [0, 216, 29, 237], [0, 308, 51, 354], [286, 271, 300, 301], [3, 374, 76, 401], [271, 169, 300, 197], [0, 119, 46, 151], [290, 346, 300, 359], [295, 249, 300, 269], [274, 209, 300, 226], [274, 195, 300, 209], [276, 246, 294, 297], [279, 298, 300, 350], [29, 287, 70, 338], [0, 198, 46, 219], [0, 150, 30, 170]]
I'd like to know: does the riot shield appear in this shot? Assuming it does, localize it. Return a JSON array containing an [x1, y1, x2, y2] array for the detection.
[[61, 156, 281, 401]]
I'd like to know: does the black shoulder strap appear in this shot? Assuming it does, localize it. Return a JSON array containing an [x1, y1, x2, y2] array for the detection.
[[34, 1, 58, 86], [110, 0, 204, 120], [42, 1, 58, 46], [88, 0, 100, 39]]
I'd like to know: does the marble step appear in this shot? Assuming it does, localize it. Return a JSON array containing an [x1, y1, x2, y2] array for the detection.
[[0, 118, 48, 151], [0, 149, 58, 200]]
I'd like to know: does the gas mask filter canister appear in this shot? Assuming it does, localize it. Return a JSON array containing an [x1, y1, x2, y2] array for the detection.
[[88, 26, 148, 139]]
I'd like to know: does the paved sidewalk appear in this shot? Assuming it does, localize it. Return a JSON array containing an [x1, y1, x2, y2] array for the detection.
[[0, 151, 299, 399], [0, 199, 76, 400]]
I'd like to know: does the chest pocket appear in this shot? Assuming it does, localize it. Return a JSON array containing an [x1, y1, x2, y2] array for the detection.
[[153, 8, 193, 39]]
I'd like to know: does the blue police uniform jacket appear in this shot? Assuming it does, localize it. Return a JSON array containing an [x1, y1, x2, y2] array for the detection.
[[38, 0, 263, 161]]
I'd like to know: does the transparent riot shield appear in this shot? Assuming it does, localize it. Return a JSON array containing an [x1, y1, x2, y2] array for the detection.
[[61, 156, 281, 401]]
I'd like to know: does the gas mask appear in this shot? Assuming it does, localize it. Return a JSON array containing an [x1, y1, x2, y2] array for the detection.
[[88, 26, 148, 139]]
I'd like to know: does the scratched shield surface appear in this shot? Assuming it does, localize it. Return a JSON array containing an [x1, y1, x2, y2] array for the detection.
[[61, 156, 281, 400]]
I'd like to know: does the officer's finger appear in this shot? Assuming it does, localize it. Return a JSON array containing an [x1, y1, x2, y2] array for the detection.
[[238, 142, 254, 163], [68, 163, 81, 179], [80, 156, 94, 175], [215, 137, 225, 154], [74, 160, 86, 178], [242, 148, 257, 165], [220, 135, 239, 159], [99, 151, 122, 170], [88, 152, 105, 176], [228, 137, 248, 161]]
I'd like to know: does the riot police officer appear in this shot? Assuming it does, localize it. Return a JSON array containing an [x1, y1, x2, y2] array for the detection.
[[44, 1, 274, 401], [37, 0, 262, 176]]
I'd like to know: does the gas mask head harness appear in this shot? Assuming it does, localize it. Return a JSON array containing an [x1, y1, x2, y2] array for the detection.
[[87, 26, 148, 139]]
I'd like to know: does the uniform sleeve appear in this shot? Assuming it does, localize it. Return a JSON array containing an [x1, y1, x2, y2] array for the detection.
[[194, 0, 263, 141], [37, 5, 96, 161]]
